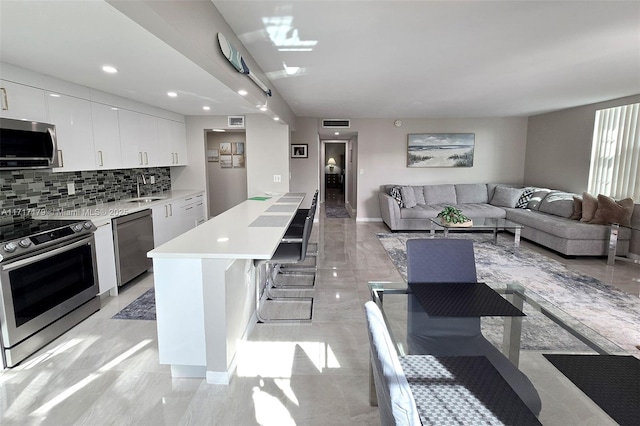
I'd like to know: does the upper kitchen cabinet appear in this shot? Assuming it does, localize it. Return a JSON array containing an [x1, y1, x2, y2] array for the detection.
[[91, 103, 122, 169], [157, 119, 188, 166], [47, 92, 96, 172], [119, 109, 159, 168], [0, 80, 48, 123]]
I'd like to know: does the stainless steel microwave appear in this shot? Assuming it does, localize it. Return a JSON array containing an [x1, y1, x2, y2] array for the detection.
[[0, 117, 59, 169]]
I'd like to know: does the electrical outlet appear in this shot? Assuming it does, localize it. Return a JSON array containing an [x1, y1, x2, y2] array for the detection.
[[150, 175, 155, 184], [359, 169, 365, 175], [273, 175, 281, 183], [67, 182, 75, 195]]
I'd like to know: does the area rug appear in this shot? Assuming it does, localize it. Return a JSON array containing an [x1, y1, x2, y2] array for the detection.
[[325, 205, 350, 218], [376, 232, 640, 355], [543, 354, 640, 425], [112, 288, 156, 320]]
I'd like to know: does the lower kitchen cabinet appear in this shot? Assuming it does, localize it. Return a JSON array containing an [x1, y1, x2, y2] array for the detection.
[[151, 192, 205, 247], [94, 222, 118, 295]]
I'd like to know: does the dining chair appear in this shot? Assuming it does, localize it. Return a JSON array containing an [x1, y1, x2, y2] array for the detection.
[[406, 238, 542, 415], [364, 301, 421, 426]]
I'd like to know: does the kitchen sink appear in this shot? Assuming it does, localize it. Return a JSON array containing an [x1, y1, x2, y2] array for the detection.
[[125, 196, 167, 203]]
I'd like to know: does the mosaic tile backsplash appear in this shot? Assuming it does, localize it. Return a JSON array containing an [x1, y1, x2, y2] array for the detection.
[[0, 167, 171, 221]]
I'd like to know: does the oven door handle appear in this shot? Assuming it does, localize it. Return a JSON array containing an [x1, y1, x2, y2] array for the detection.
[[2, 236, 93, 271]]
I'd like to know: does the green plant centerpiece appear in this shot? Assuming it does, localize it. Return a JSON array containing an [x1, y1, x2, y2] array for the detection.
[[437, 206, 473, 227]]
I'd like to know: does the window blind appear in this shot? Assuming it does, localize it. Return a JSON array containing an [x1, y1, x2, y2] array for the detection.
[[588, 103, 640, 200]]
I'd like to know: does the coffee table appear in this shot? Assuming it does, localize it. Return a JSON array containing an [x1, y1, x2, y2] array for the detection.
[[368, 281, 627, 425], [430, 217, 524, 247]]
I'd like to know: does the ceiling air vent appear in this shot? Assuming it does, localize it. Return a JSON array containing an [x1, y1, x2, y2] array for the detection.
[[322, 119, 350, 128]]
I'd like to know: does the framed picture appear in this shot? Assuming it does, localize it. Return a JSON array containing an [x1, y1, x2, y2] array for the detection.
[[232, 154, 245, 168], [407, 133, 475, 168], [228, 115, 245, 128], [207, 149, 219, 162], [219, 142, 232, 155], [220, 155, 232, 168], [291, 144, 308, 158], [233, 142, 245, 155]]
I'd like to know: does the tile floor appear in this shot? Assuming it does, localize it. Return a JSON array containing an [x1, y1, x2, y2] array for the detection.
[[1, 202, 638, 425]]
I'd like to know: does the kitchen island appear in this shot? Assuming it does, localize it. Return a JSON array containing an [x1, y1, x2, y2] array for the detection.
[[147, 193, 304, 384]]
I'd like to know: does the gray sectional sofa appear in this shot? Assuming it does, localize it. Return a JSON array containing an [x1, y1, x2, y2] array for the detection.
[[379, 183, 631, 257]]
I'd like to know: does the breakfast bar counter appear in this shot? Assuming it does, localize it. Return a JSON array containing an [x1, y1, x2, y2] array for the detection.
[[147, 193, 303, 384]]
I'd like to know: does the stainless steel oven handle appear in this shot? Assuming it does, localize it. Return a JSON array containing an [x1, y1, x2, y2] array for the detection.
[[2, 237, 93, 271]]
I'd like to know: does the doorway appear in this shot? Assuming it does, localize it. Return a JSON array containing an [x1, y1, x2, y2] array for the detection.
[[323, 141, 346, 206], [205, 130, 247, 217]]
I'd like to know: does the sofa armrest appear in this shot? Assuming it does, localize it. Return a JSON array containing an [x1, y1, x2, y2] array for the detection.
[[379, 192, 400, 230]]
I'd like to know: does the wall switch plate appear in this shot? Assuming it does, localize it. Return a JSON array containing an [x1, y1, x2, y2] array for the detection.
[[359, 169, 365, 175], [67, 182, 75, 195], [273, 175, 281, 183], [150, 176, 155, 184]]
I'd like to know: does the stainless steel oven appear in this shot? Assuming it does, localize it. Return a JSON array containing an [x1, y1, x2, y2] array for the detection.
[[0, 219, 99, 367]]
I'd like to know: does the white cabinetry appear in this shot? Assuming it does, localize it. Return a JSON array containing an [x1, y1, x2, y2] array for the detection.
[[119, 109, 159, 168], [94, 222, 118, 295], [91, 103, 122, 169], [47, 92, 95, 172], [0, 79, 48, 122], [156, 119, 188, 166], [152, 192, 205, 247]]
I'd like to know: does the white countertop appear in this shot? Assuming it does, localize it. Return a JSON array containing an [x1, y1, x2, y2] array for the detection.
[[40, 189, 204, 227], [148, 194, 303, 260]]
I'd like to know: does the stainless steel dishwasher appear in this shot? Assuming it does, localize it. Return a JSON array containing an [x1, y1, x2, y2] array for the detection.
[[112, 209, 154, 286]]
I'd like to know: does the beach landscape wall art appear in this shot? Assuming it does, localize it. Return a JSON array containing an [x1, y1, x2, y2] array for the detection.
[[407, 133, 475, 167]]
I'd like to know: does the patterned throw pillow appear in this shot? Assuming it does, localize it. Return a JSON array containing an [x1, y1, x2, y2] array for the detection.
[[390, 186, 404, 207], [515, 187, 535, 208]]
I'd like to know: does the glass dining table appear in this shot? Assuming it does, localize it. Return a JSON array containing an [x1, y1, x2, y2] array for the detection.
[[367, 281, 628, 425]]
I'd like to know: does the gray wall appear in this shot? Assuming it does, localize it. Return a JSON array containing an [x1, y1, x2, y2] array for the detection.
[[290, 118, 320, 209], [524, 94, 640, 192], [525, 94, 640, 256], [352, 117, 529, 219], [206, 131, 247, 217]]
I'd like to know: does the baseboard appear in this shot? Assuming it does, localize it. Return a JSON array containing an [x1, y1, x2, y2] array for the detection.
[[356, 217, 383, 222]]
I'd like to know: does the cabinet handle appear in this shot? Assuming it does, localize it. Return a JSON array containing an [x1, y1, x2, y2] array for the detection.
[[98, 150, 104, 166], [0, 88, 7, 110], [169, 203, 173, 217], [139, 152, 143, 165], [175, 153, 179, 164], [185, 197, 193, 201], [185, 206, 193, 210], [164, 205, 168, 218], [144, 152, 149, 165], [58, 150, 64, 167]]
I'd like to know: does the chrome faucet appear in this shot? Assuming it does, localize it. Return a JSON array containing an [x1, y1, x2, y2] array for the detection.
[[136, 174, 147, 198]]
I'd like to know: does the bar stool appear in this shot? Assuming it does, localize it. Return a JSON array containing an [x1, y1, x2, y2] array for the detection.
[[253, 213, 314, 322], [276, 201, 317, 288]]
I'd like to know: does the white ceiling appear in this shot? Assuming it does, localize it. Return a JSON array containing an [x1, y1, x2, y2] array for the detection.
[[1, 1, 639, 123]]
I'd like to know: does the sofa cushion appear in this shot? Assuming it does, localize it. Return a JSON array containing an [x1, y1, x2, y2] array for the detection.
[[401, 186, 417, 208], [455, 183, 488, 204], [413, 186, 426, 205], [526, 188, 551, 210], [515, 187, 535, 208], [590, 194, 634, 226], [538, 191, 576, 218], [580, 192, 598, 222], [569, 195, 582, 220], [390, 186, 404, 207], [423, 184, 457, 205], [400, 203, 506, 219], [490, 186, 524, 208], [505, 209, 631, 240]]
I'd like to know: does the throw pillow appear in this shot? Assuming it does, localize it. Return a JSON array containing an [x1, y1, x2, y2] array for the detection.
[[526, 188, 551, 210], [590, 195, 634, 226], [569, 196, 582, 220], [389, 186, 403, 207], [401, 186, 417, 209], [515, 187, 535, 208], [538, 191, 577, 218], [580, 192, 598, 222], [490, 186, 525, 208]]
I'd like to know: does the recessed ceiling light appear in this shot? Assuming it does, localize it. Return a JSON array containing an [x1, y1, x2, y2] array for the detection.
[[238, 90, 248, 96], [211, 129, 226, 132], [49, 93, 60, 97], [260, 106, 268, 112], [273, 117, 280, 121], [111, 107, 118, 111], [334, 132, 340, 135], [167, 91, 177, 97], [203, 106, 211, 111], [217, 237, 229, 242], [102, 65, 118, 74]]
